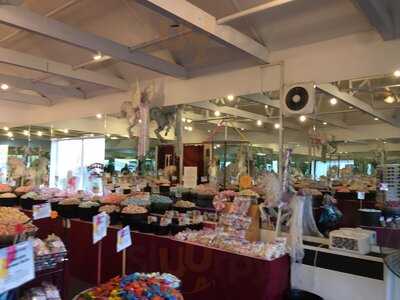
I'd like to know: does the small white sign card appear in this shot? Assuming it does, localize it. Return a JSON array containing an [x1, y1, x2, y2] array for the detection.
[[0, 240, 35, 294], [183, 166, 197, 188], [357, 191, 365, 200], [93, 212, 109, 244], [117, 226, 132, 252], [32, 202, 51, 220]]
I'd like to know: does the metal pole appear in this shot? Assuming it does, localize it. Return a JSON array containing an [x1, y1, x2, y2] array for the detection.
[[177, 105, 184, 183]]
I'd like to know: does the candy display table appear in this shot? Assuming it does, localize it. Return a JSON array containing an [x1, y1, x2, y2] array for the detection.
[[37, 218, 290, 300]]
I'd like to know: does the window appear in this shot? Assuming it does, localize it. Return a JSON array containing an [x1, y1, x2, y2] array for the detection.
[[50, 138, 105, 191]]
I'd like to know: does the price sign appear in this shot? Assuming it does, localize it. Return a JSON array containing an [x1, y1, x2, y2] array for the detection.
[[357, 191, 365, 200], [93, 212, 109, 244], [117, 226, 132, 252], [32, 202, 51, 220], [0, 241, 34, 294]]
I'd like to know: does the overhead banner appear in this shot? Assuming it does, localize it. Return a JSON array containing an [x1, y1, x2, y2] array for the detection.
[[0, 240, 35, 294]]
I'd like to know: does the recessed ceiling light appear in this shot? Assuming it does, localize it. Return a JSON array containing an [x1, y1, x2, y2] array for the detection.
[[383, 141, 387, 144], [106, 133, 111, 137], [110, 136, 118, 140], [264, 104, 269, 109], [207, 129, 211, 133], [274, 123, 280, 129], [37, 131, 42, 137], [93, 53, 103, 61], [227, 94, 234, 101], [181, 117, 186, 122], [374, 117, 379, 121], [349, 106, 353, 109], [384, 95, 395, 104], [0, 83, 9, 90], [322, 121, 328, 125], [330, 97, 338, 105], [96, 113, 102, 119], [6, 131, 13, 137], [188, 126, 193, 131], [299, 115, 307, 122], [394, 70, 400, 77], [23, 130, 30, 136], [214, 111, 221, 117], [240, 128, 245, 131], [256, 120, 263, 126], [3, 126, 9, 131], [63, 129, 69, 133], [186, 119, 192, 124], [89, 133, 94, 137], [138, 119, 142, 123]]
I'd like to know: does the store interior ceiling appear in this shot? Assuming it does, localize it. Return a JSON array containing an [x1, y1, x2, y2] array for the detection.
[[0, 0, 399, 157]]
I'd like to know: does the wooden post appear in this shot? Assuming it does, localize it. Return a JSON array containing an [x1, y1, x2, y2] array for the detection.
[[97, 240, 102, 285], [122, 249, 127, 276]]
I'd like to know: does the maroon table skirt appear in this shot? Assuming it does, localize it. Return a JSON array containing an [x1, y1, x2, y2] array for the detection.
[[34, 219, 290, 300]]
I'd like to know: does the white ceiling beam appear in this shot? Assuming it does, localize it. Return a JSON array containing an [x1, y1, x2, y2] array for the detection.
[[191, 101, 299, 130], [217, 0, 295, 24], [136, 0, 269, 63], [0, 73, 85, 99], [317, 83, 400, 127], [0, 6, 187, 78], [0, 91, 50, 106], [0, 47, 129, 91]]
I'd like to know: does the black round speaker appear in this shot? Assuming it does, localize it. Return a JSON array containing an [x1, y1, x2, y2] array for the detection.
[[285, 86, 309, 111]]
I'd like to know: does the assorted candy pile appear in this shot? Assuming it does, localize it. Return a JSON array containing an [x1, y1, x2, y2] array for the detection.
[[79, 273, 182, 300], [0, 207, 36, 238], [122, 205, 148, 214], [32, 234, 66, 256], [175, 228, 287, 260], [21, 282, 61, 300], [174, 200, 195, 208]]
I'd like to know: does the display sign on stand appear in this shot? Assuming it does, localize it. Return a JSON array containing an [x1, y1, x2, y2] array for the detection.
[[0, 240, 34, 294], [183, 166, 197, 188], [117, 226, 132, 252], [32, 202, 51, 220], [93, 212, 109, 244]]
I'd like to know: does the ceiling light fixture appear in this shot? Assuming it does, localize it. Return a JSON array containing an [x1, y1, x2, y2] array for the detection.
[[138, 119, 142, 123], [188, 126, 193, 131], [240, 128, 245, 131], [63, 129, 69, 134], [374, 117, 379, 121], [322, 121, 328, 125], [384, 95, 396, 104], [37, 131, 42, 137], [6, 131, 13, 137], [93, 53, 103, 61], [3, 126, 9, 131], [256, 120, 262, 126], [394, 70, 400, 78], [23, 130, 30, 136], [106, 133, 111, 137], [96, 113, 102, 119], [0, 83, 9, 90], [264, 105, 269, 109], [181, 117, 186, 122], [214, 111, 221, 117], [227, 94, 234, 101], [299, 115, 307, 122], [349, 106, 353, 109], [274, 123, 280, 129], [186, 119, 192, 124], [330, 97, 338, 105]]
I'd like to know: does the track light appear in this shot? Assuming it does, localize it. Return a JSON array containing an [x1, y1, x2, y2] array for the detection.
[[299, 115, 307, 122], [274, 123, 280, 129], [214, 111, 221, 117], [227, 94, 234, 101], [330, 97, 338, 105], [256, 120, 262, 126]]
